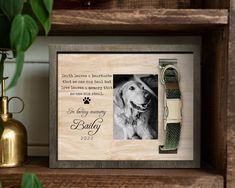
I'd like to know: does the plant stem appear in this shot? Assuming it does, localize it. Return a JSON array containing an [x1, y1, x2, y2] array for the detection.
[[0, 53, 6, 138], [0, 48, 11, 52], [0, 52, 7, 81]]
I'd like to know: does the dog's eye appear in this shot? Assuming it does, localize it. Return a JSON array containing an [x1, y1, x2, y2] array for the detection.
[[129, 86, 135, 90]]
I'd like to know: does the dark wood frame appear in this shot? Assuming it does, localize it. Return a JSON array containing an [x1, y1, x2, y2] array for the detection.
[[49, 41, 201, 168], [2, 0, 235, 186]]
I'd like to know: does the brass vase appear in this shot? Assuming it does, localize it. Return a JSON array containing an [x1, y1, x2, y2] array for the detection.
[[0, 78, 27, 167]]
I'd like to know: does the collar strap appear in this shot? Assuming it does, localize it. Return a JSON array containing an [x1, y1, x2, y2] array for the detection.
[[159, 64, 182, 154]]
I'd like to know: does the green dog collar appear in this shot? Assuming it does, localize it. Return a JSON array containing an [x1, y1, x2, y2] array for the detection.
[[159, 64, 182, 154]]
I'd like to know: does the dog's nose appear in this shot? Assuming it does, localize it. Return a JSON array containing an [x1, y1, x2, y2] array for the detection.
[[144, 91, 151, 100]]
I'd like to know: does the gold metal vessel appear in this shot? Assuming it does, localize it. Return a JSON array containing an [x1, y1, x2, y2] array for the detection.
[[0, 78, 27, 167]]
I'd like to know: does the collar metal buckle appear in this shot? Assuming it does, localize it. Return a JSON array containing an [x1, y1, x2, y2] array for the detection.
[[160, 65, 180, 85], [164, 97, 182, 130]]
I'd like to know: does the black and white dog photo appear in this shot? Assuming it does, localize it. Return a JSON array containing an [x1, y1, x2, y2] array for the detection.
[[113, 74, 158, 140]]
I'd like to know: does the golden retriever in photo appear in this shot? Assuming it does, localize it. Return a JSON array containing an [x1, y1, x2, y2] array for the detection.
[[113, 79, 157, 140]]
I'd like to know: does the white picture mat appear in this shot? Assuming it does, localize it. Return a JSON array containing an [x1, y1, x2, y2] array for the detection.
[[57, 53, 194, 161]]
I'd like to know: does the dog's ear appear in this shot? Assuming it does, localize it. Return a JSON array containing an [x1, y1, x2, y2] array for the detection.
[[114, 88, 125, 109]]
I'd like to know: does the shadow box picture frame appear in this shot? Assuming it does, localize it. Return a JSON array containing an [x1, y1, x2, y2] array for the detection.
[[49, 39, 201, 168]]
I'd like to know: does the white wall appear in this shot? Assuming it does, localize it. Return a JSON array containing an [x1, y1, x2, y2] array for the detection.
[[4, 36, 200, 156]]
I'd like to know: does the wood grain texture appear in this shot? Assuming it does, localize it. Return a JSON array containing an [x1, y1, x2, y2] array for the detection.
[[49, 46, 58, 169], [201, 28, 227, 176], [53, 0, 198, 9], [203, 0, 229, 8], [57, 54, 193, 161], [227, 0, 235, 187], [50, 9, 228, 35], [49, 43, 201, 168], [0, 157, 224, 188]]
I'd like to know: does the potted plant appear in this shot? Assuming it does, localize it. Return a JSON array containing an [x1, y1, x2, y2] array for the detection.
[[0, 0, 53, 134]]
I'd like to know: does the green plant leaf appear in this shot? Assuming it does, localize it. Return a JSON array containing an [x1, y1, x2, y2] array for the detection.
[[0, 181, 3, 188], [0, 15, 11, 49], [43, 0, 53, 34], [43, 0, 53, 14], [0, 0, 24, 20], [30, 0, 51, 35], [44, 17, 51, 35], [10, 14, 39, 51], [7, 51, 24, 89], [21, 172, 42, 188], [9, 14, 38, 88]]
